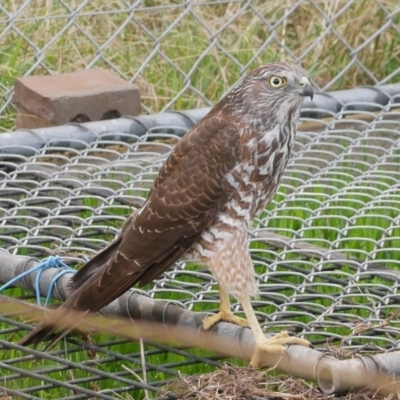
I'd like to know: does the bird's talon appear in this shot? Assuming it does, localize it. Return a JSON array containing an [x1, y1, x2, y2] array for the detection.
[[203, 311, 248, 331], [250, 331, 310, 368]]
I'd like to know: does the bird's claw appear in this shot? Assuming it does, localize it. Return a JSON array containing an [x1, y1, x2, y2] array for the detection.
[[250, 331, 310, 368], [203, 310, 249, 330]]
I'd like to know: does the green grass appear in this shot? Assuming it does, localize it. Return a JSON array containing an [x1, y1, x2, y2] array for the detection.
[[1, 1, 400, 397], [1, 0, 400, 130], [2, 148, 400, 396], [2, 170, 400, 398]]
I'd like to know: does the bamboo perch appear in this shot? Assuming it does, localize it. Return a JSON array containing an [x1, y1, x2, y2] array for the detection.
[[0, 248, 399, 395]]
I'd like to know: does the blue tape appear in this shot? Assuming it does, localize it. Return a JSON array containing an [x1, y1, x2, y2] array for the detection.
[[0, 255, 76, 307]]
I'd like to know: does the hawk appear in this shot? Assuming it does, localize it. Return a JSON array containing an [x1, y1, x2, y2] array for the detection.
[[19, 62, 313, 367]]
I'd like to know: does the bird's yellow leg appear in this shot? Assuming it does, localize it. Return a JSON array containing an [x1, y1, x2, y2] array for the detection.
[[238, 294, 310, 368], [203, 287, 248, 330]]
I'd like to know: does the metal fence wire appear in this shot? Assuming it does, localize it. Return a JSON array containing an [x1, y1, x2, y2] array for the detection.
[[1, 0, 400, 399], [1, 0, 400, 116], [1, 92, 400, 398]]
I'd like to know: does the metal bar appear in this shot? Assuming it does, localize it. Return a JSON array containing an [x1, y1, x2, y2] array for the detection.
[[1, 252, 400, 394], [1, 83, 400, 157]]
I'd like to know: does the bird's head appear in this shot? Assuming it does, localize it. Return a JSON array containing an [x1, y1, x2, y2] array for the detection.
[[221, 61, 313, 128]]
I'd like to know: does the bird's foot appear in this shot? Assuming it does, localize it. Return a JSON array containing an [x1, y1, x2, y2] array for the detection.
[[250, 331, 310, 368], [203, 310, 248, 330]]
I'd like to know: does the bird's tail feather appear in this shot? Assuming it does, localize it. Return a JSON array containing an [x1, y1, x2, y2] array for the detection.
[[17, 307, 84, 350], [18, 323, 52, 347], [18, 322, 72, 351]]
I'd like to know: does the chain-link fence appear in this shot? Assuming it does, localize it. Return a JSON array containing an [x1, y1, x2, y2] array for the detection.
[[1, 0, 399, 122], [1, 90, 400, 397], [2, 0, 400, 398]]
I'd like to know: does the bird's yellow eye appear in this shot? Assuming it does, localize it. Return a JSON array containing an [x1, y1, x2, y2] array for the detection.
[[269, 76, 286, 87]]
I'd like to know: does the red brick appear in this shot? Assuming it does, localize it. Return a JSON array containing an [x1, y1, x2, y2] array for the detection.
[[13, 69, 141, 129]]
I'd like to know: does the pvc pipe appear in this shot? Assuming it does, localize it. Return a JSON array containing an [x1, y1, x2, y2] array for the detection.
[[316, 352, 400, 394], [1, 83, 400, 156], [1, 249, 400, 395]]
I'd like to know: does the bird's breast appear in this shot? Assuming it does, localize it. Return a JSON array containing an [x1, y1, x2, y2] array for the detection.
[[233, 123, 296, 216]]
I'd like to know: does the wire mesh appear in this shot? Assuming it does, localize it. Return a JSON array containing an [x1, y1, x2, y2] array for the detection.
[[1, 95, 400, 397], [1, 0, 399, 117], [1, 0, 400, 398]]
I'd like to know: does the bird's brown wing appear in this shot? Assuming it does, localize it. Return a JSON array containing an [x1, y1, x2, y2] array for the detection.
[[19, 115, 241, 347], [68, 116, 241, 311]]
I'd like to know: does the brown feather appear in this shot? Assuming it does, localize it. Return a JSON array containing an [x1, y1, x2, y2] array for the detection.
[[19, 116, 240, 347]]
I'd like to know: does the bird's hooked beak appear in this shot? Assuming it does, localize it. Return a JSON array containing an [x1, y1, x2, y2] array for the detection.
[[299, 76, 313, 100]]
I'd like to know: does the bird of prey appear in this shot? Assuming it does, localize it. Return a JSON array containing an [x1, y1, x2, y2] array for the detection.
[[19, 61, 313, 367]]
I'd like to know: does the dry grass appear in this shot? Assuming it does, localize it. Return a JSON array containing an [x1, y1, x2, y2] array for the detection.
[[0, 0, 399, 130], [161, 365, 395, 400]]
